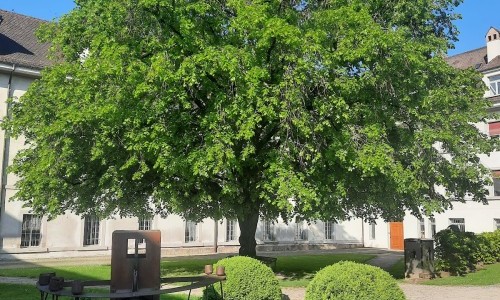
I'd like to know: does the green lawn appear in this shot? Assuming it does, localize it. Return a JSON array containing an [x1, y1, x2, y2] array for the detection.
[[275, 253, 375, 287], [424, 263, 500, 286], [0, 253, 374, 289], [0, 283, 200, 300], [386, 258, 405, 280]]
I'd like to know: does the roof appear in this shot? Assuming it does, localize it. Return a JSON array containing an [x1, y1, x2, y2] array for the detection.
[[446, 44, 500, 73], [0, 9, 51, 69], [445, 47, 488, 70]]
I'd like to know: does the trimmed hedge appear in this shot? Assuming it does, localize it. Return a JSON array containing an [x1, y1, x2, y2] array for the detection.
[[305, 261, 405, 300], [480, 230, 500, 262], [204, 256, 281, 300]]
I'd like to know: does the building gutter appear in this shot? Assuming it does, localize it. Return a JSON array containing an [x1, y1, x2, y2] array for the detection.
[[0, 63, 41, 78]]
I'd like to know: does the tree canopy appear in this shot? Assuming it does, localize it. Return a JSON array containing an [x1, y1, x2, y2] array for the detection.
[[5, 0, 497, 255]]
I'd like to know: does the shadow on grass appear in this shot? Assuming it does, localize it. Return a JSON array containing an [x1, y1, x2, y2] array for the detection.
[[386, 258, 405, 280], [0, 264, 111, 280], [275, 253, 376, 283], [160, 257, 221, 277]]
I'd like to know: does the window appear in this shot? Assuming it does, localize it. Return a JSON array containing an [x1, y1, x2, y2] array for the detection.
[[493, 171, 500, 196], [226, 219, 237, 242], [138, 218, 152, 231], [429, 217, 437, 238], [489, 75, 500, 96], [263, 220, 275, 241], [489, 122, 500, 137], [495, 219, 500, 230], [295, 218, 308, 240], [449, 218, 465, 232], [419, 218, 425, 238], [324, 221, 334, 240], [185, 220, 197, 243], [369, 221, 376, 240], [138, 218, 152, 243], [20, 214, 42, 247], [83, 216, 100, 246]]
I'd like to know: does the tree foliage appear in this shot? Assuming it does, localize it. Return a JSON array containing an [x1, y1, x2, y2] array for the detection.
[[5, 0, 496, 254]]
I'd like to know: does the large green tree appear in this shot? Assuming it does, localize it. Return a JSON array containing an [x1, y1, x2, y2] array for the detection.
[[5, 0, 496, 256]]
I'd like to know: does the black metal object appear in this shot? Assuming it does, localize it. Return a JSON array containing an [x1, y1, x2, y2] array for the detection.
[[38, 272, 55, 286], [404, 238, 435, 279], [48, 277, 64, 292]]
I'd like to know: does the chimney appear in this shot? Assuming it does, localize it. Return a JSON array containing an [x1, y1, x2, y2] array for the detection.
[[486, 27, 500, 62]]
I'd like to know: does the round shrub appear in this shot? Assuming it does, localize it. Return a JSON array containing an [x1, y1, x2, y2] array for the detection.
[[305, 261, 405, 300], [204, 256, 282, 300]]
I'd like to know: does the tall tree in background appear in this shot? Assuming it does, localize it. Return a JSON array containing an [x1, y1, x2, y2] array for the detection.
[[5, 0, 496, 256]]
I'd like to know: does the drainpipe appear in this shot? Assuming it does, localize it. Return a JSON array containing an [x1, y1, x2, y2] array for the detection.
[[0, 64, 15, 246]]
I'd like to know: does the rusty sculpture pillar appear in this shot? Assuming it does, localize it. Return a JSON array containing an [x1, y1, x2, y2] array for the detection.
[[111, 230, 161, 300]]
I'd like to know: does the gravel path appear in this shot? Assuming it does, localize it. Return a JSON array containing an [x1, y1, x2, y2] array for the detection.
[[399, 283, 500, 300], [281, 284, 500, 300]]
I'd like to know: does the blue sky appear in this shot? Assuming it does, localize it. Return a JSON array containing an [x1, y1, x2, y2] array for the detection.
[[0, 0, 496, 56]]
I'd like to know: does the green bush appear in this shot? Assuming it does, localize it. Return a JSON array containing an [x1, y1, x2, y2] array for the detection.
[[434, 227, 479, 275], [480, 230, 500, 262], [203, 256, 281, 300], [305, 261, 405, 300], [434, 227, 500, 275]]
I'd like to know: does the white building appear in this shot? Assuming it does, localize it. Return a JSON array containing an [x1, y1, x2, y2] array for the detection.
[[364, 27, 500, 250], [0, 10, 363, 259]]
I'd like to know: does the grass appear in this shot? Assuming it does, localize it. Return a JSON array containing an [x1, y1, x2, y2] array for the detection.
[[0, 264, 110, 280], [275, 253, 375, 287], [0, 283, 201, 300], [424, 263, 500, 286], [386, 258, 405, 280], [0, 253, 374, 289]]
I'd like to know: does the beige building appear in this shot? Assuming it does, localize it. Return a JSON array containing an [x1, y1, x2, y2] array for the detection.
[[0, 10, 363, 259]]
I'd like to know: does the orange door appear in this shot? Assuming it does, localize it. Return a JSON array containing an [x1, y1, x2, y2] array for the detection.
[[389, 222, 404, 250]]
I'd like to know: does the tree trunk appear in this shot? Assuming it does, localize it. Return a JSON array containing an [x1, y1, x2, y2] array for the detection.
[[237, 210, 259, 257]]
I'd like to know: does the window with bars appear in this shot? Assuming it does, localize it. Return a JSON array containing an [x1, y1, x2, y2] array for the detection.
[[495, 219, 500, 230], [263, 220, 275, 241], [449, 218, 465, 232], [295, 218, 308, 241], [226, 219, 237, 242], [185, 221, 197, 243], [83, 216, 100, 246], [138, 218, 152, 244], [20, 214, 42, 247], [419, 218, 425, 238], [324, 221, 334, 240], [138, 218, 152, 231], [429, 217, 437, 238]]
